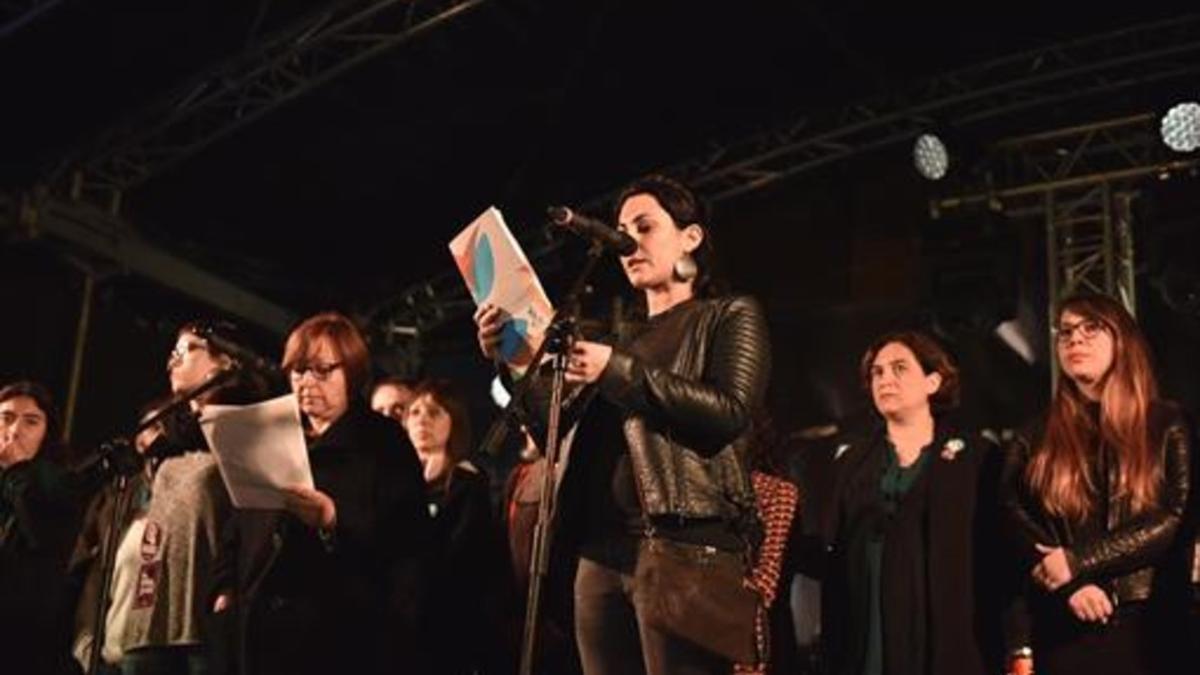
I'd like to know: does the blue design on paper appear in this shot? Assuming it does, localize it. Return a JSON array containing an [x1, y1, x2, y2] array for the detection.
[[472, 234, 495, 303], [499, 318, 530, 362]]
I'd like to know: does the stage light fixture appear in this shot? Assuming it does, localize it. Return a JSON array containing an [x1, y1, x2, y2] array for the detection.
[[913, 134, 950, 180], [1160, 102, 1200, 152]]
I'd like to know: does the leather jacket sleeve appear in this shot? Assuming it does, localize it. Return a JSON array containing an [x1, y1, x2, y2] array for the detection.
[[596, 296, 770, 458], [1069, 418, 1191, 580], [999, 433, 1055, 571]]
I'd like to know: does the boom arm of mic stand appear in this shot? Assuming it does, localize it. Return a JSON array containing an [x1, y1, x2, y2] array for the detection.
[[133, 366, 241, 436]]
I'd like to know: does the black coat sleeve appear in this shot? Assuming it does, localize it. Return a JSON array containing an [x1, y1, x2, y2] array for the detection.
[[1068, 416, 1191, 580]]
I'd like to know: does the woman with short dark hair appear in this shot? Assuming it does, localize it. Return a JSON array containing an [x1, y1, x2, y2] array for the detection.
[[475, 175, 771, 675], [812, 330, 1001, 675]]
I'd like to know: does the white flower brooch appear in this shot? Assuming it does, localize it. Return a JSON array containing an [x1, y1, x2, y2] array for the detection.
[[940, 437, 966, 461]]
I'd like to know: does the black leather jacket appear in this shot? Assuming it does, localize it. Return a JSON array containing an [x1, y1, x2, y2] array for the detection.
[[1002, 400, 1192, 606], [519, 295, 771, 526]]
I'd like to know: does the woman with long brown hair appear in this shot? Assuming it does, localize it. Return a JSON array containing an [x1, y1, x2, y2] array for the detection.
[[1003, 294, 1192, 674]]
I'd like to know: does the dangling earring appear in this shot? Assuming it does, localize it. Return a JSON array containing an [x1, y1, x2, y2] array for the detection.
[[673, 253, 698, 282]]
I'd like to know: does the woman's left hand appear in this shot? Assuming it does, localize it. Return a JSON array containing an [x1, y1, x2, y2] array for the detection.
[[1032, 543, 1073, 591], [283, 485, 337, 530], [565, 341, 613, 385], [1067, 584, 1113, 623]]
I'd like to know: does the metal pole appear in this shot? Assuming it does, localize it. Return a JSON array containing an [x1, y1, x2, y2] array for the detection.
[[1115, 192, 1137, 317], [63, 272, 94, 442], [1102, 182, 1114, 296], [1046, 190, 1060, 393]]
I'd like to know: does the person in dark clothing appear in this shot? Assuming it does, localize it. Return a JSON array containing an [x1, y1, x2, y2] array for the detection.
[[0, 380, 86, 675], [503, 429, 582, 675], [475, 175, 771, 675], [403, 379, 516, 675], [807, 331, 1003, 675], [1002, 294, 1193, 675], [211, 312, 431, 675], [735, 412, 802, 675], [68, 399, 165, 675], [118, 319, 272, 675]]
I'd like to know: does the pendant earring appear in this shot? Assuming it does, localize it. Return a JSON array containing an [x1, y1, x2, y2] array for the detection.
[[672, 253, 698, 282]]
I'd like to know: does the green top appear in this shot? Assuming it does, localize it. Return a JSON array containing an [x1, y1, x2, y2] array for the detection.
[[863, 442, 933, 675]]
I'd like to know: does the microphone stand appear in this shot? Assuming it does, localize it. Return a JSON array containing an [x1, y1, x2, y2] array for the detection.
[[84, 366, 241, 675], [514, 239, 609, 675]]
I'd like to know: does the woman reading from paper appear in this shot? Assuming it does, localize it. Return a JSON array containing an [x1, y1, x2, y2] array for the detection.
[[211, 312, 430, 675], [475, 175, 771, 675]]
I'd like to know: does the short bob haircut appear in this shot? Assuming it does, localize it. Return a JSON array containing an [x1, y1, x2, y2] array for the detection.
[[859, 330, 961, 414], [282, 312, 372, 399]]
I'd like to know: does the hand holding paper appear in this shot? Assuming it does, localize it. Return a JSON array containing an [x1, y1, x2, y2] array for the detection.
[[450, 207, 554, 370], [282, 485, 336, 529]]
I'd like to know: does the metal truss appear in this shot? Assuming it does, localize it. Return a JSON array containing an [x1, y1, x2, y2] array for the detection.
[[3, 0, 487, 332], [1043, 185, 1137, 390], [672, 14, 1200, 202], [0, 192, 297, 333], [1045, 184, 1137, 311], [0, 0, 63, 38], [938, 114, 1190, 212], [932, 113, 1199, 387], [371, 13, 1200, 346], [58, 0, 488, 209]]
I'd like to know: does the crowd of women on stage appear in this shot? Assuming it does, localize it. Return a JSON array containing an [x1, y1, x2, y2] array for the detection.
[[1, 174, 1196, 675]]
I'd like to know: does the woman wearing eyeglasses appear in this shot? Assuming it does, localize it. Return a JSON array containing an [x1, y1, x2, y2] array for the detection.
[[118, 320, 267, 675], [211, 312, 431, 675], [1002, 294, 1192, 675]]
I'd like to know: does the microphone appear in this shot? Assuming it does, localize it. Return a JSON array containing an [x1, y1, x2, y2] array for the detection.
[[72, 438, 145, 482], [548, 206, 637, 256], [196, 327, 280, 375]]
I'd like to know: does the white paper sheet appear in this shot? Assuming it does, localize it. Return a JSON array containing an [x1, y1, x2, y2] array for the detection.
[[198, 393, 313, 509]]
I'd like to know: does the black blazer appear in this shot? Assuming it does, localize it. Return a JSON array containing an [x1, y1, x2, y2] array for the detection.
[[813, 425, 1004, 675], [212, 404, 431, 675]]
